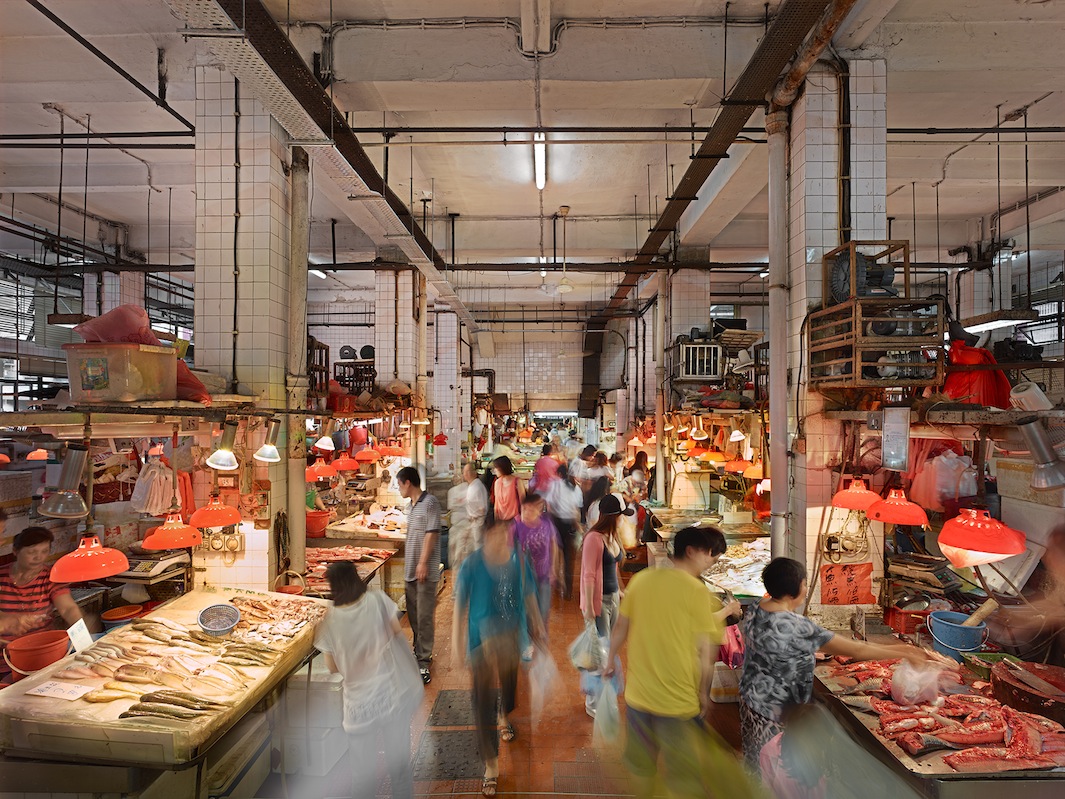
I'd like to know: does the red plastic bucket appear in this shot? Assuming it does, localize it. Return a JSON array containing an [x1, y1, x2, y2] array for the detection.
[[3, 630, 73, 682], [306, 510, 330, 537]]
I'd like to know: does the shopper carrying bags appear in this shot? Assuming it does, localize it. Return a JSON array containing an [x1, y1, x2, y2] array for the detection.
[[453, 521, 546, 797], [545, 463, 583, 600], [511, 491, 561, 658], [490, 456, 525, 523], [397, 466, 441, 685], [315, 561, 422, 799]]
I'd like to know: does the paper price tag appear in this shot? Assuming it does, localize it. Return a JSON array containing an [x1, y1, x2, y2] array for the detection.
[[24, 680, 95, 701], [67, 618, 94, 653]]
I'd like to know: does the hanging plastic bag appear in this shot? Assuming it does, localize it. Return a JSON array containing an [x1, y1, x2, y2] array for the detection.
[[129, 458, 163, 513], [568, 619, 605, 671], [528, 648, 561, 724], [592, 679, 621, 747], [710, 662, 740, 703]]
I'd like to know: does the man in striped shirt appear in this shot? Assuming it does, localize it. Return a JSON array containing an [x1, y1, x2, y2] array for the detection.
[[398, 467, 441, 685], [1, 526, 83, 640]]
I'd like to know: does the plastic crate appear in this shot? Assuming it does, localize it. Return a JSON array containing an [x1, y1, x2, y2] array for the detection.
[[63, 342, 177, 403], [884, 605, 931, 635]]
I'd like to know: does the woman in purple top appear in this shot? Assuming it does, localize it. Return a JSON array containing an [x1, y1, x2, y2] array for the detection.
[[511, 492, 560, 658]]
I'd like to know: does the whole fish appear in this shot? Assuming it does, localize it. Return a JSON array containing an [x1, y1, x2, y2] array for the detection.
[[219, 656, 265, 667], [54, 667, 97, 680], [145, 616, 189, 633], [139, 692, 224, 712], [114, 664, 160, 684], [141, 689, 233, 707], [104, 681, 145, 696], [182, 675, 236, 698], [127, 701, 211, 719], [895, 732, 965, 757], [84, 689, 137, 703]]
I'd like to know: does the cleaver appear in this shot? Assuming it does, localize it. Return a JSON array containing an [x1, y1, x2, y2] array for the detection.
[[1004, 659, 1065, 699]]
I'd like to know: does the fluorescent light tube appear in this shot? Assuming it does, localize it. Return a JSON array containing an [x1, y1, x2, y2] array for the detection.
[[533, 132, 547, 190]]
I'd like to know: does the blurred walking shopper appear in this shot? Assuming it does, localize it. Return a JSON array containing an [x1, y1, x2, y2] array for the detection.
[[545, 464, 583, 600], [490, 456, 525, 524], [604, 526, 728, 798], [316, 561, 422, 799], [397, 466, 441, 684], [463, 462, 489, 550], [530, 443, 560, 494], [453, 521, 546, 797], [511, 492, 561, 658], [740, 557, 938, 772]]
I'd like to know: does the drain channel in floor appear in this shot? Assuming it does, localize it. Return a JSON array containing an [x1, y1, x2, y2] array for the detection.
[[411, 729, 484, 781], [426, 689, 476, 727]]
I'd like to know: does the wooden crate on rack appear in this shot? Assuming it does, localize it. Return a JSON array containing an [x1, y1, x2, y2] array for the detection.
[[807, 297, 946, 389], [334, 359, 377, 394], [307, 335, 329, 397]]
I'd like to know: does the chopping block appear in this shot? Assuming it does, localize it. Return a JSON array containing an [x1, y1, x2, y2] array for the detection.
[[991, 660, 1065, 725]]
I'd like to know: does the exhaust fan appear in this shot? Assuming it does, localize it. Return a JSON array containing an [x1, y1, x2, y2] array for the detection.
[[830, 250, 898, 304]]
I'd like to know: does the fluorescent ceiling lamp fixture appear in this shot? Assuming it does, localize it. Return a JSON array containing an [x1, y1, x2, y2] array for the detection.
[[314, 419, 336, 451], [759, 271, 769, 279], [253, 418, 282, 463], [206, 420, 240, 471], [309, 269, 328, 279], [47, 312, 94, 328], [557, 276, 574, 294], [961, 308, 1039, 334], [533, 132, 547, 190], [39, 444, 89, 519]]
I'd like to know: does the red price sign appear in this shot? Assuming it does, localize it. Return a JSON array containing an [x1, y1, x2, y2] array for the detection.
[[819, 562, 875, 605]]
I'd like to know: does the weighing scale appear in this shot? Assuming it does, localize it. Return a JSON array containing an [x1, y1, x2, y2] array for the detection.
[[113, 549, 191, 580]]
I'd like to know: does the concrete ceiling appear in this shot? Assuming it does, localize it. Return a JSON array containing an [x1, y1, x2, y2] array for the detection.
[[1, 0, 1063, 314]]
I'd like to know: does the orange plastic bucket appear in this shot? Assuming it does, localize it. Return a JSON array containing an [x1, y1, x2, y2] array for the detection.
[[3, 630, 72, 682], [306, 510, 330, 537]]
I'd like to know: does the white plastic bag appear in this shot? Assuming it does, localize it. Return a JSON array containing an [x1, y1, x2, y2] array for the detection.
[[890, 660, 944, 706], [568, 620, 605, 671], [529, 649, 561, 723], [592, 678, 621, 746]]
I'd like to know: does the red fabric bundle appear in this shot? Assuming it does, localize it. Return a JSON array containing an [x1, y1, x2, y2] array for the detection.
[[942, 342, 1012, 409]]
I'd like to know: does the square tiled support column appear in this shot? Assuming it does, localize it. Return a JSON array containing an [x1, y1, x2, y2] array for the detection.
[[849, 59, 888, 241], [374, 270, 418, 385], [431, 311, 462, 475]]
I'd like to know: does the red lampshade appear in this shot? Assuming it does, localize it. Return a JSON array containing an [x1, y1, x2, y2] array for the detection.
[[50, 536, 129, 583], [190, 495, 242, 528], [742, 461, 764, 479], [26, 448, 49, 461], [938, 508, 1026, 568], [867, 488, 929, 527], [725, 458, 753, 474], [832, 478, 880, 511], [143, 512, 203, 550], [331, 455, 360, 471], [433, 433, 449, 446], [305, 456, 338, 482], [379, 446, 407, 458], [354, 448, 382, 463]]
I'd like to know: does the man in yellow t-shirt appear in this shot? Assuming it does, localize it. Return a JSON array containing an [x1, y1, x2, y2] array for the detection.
[[605, 526, 736, 798]]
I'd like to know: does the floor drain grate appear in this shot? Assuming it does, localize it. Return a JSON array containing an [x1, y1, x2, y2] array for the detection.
[[426, 689, 477, 727], [412, 729, 483, 780]]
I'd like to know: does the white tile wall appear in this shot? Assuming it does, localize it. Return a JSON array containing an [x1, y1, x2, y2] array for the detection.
[[849, 59, 888, 241], [373, 271, 418, 384], [431, 311, 462, 473]]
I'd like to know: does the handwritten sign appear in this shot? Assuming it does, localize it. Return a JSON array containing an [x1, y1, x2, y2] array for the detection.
[[820, 562, 876, 605], [67, 618, 93, 653], [23, 681, 95, 701]]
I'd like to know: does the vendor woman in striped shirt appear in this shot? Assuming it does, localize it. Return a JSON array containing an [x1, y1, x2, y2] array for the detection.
[[0, 525, 84, 640]]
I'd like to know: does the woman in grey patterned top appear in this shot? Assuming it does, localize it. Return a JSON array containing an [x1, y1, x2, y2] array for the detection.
[[739, 558, 936, 772]]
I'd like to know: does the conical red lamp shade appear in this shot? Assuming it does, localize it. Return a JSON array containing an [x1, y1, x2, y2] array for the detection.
[[26, 448, 49, 461], [50, 536, 129, 583], [832, 479, 880, 511], [379, 446, 407, 458], [938, 508, 1026, 568], [305, 456, 337, 482], [331, 455, 360, 471], [191, 495, 241, 528], [867, 488, 928, 527], [354, 448, 382, 463], [143, 512, 203, 550], [725, 458, 752, 474]]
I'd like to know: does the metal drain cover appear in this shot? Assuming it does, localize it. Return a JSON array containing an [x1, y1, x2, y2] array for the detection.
[[412, 730, 483, 781]]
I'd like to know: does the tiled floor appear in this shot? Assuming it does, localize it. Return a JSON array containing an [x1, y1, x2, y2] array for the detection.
[[259, 557, 743, 797]]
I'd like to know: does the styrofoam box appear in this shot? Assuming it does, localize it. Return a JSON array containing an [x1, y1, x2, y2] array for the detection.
[[284, 664, 343, 728], [63, 342, 177, 403], [273, 725, 347, 776], [993, 457, 1065, 508]]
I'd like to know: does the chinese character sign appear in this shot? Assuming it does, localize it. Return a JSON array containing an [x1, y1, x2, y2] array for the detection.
[[819, 562, 875, 605]]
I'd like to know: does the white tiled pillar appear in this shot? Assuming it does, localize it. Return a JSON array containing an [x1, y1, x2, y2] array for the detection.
[[193, 67, 290, 406], [191, 66, 293, 593], [849, 59, 888, 240], [431, 310, 462, 474], [374, 270, 418, 385], [84, 271, 146, 315]]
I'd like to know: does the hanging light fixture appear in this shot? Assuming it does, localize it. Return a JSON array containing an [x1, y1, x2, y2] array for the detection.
[[412, 411, 430, 426], [398, 410, 412, 430], [191, 494, 241, 528], [742, 461, 764, 479], [50, 535, 129, 583], [332, 453, 360, 471], [305, 456, 338, 482], [26, 447, 49, 461], [557, 205, 574, 293], [313, 418, 336, 452], [663, 419, 675, 432], [725, 458, 753, 474], [1016, 417, 1065, 490], [938, 508, 1026, 568], [533, 131, 547, 190], [756, 477, 772, 495], [353, 448, 381, 464], [831, 478, 880, 511], [867, 488, 928, 527], [39, 444, 89, 519], [206, 420, 240, 471], [253, 418, 282, 463], [730, 429, 747, 443], [142, 511, 202, 550], [690, 417, 709, 441], [379, 445, 407, 458]]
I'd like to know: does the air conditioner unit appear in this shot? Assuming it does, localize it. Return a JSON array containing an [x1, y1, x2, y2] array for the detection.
[[675, 343, 724, 381]]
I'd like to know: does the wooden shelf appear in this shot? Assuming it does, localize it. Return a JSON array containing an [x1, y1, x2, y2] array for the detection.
[[824, 408, 1065, 425]]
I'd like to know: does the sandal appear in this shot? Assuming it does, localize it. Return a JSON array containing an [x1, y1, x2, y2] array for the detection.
[[481, 776, 498, 796], [499, 721, 516, 742]]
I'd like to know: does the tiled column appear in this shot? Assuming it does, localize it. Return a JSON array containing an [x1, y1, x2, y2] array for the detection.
[[785, 62, 888, 613], [373, 270, 418, 385], [191, 66, 293, 592], [431, 311, 462, 475]]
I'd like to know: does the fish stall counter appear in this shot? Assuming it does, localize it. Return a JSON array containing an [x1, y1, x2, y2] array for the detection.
[[304, 544, 395, 596], [812, 658, 1065, 799], [0, 588, 330, 797]]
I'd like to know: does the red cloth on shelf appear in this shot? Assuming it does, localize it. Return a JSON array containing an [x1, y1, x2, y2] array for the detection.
[[943, 342, 1012, 409]]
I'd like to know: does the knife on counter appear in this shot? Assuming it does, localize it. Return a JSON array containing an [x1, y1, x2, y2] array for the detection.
[[1004, 659, 1065, 699]]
